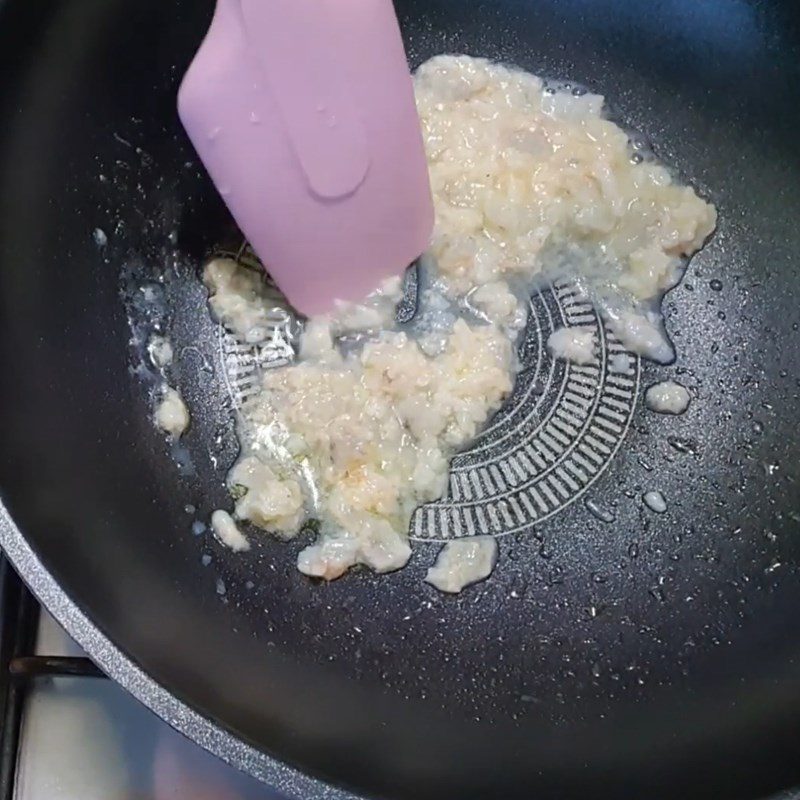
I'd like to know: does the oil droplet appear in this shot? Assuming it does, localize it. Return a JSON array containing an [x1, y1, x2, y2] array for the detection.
[[648, 586, 667, 602], [709, 279, 723, 291], [643, 490, 667, 513], [667, 436, 698, 455], [585, 498, 616, 523]]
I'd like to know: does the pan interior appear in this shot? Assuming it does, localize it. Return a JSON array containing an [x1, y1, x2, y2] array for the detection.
[[1, 1, 800, 799]]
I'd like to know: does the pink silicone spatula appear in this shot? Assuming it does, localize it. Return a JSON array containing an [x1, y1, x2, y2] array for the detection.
[[178, 0, 434, 317]]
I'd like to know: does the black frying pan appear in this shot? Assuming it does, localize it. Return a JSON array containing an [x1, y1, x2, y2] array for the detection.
[[2, 1, 800, 799]]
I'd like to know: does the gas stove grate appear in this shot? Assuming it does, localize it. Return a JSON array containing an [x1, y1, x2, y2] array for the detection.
[[0, 557, 107, 800]]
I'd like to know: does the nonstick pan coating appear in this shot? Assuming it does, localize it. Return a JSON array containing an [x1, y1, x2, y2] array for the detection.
[[1, 1, 800, 799]]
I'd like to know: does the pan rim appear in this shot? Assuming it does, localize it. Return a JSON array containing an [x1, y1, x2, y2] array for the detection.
[[0, 499, 360, 800]]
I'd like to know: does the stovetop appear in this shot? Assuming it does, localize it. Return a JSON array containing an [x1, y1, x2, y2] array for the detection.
[[0, 558, 281, 800]]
